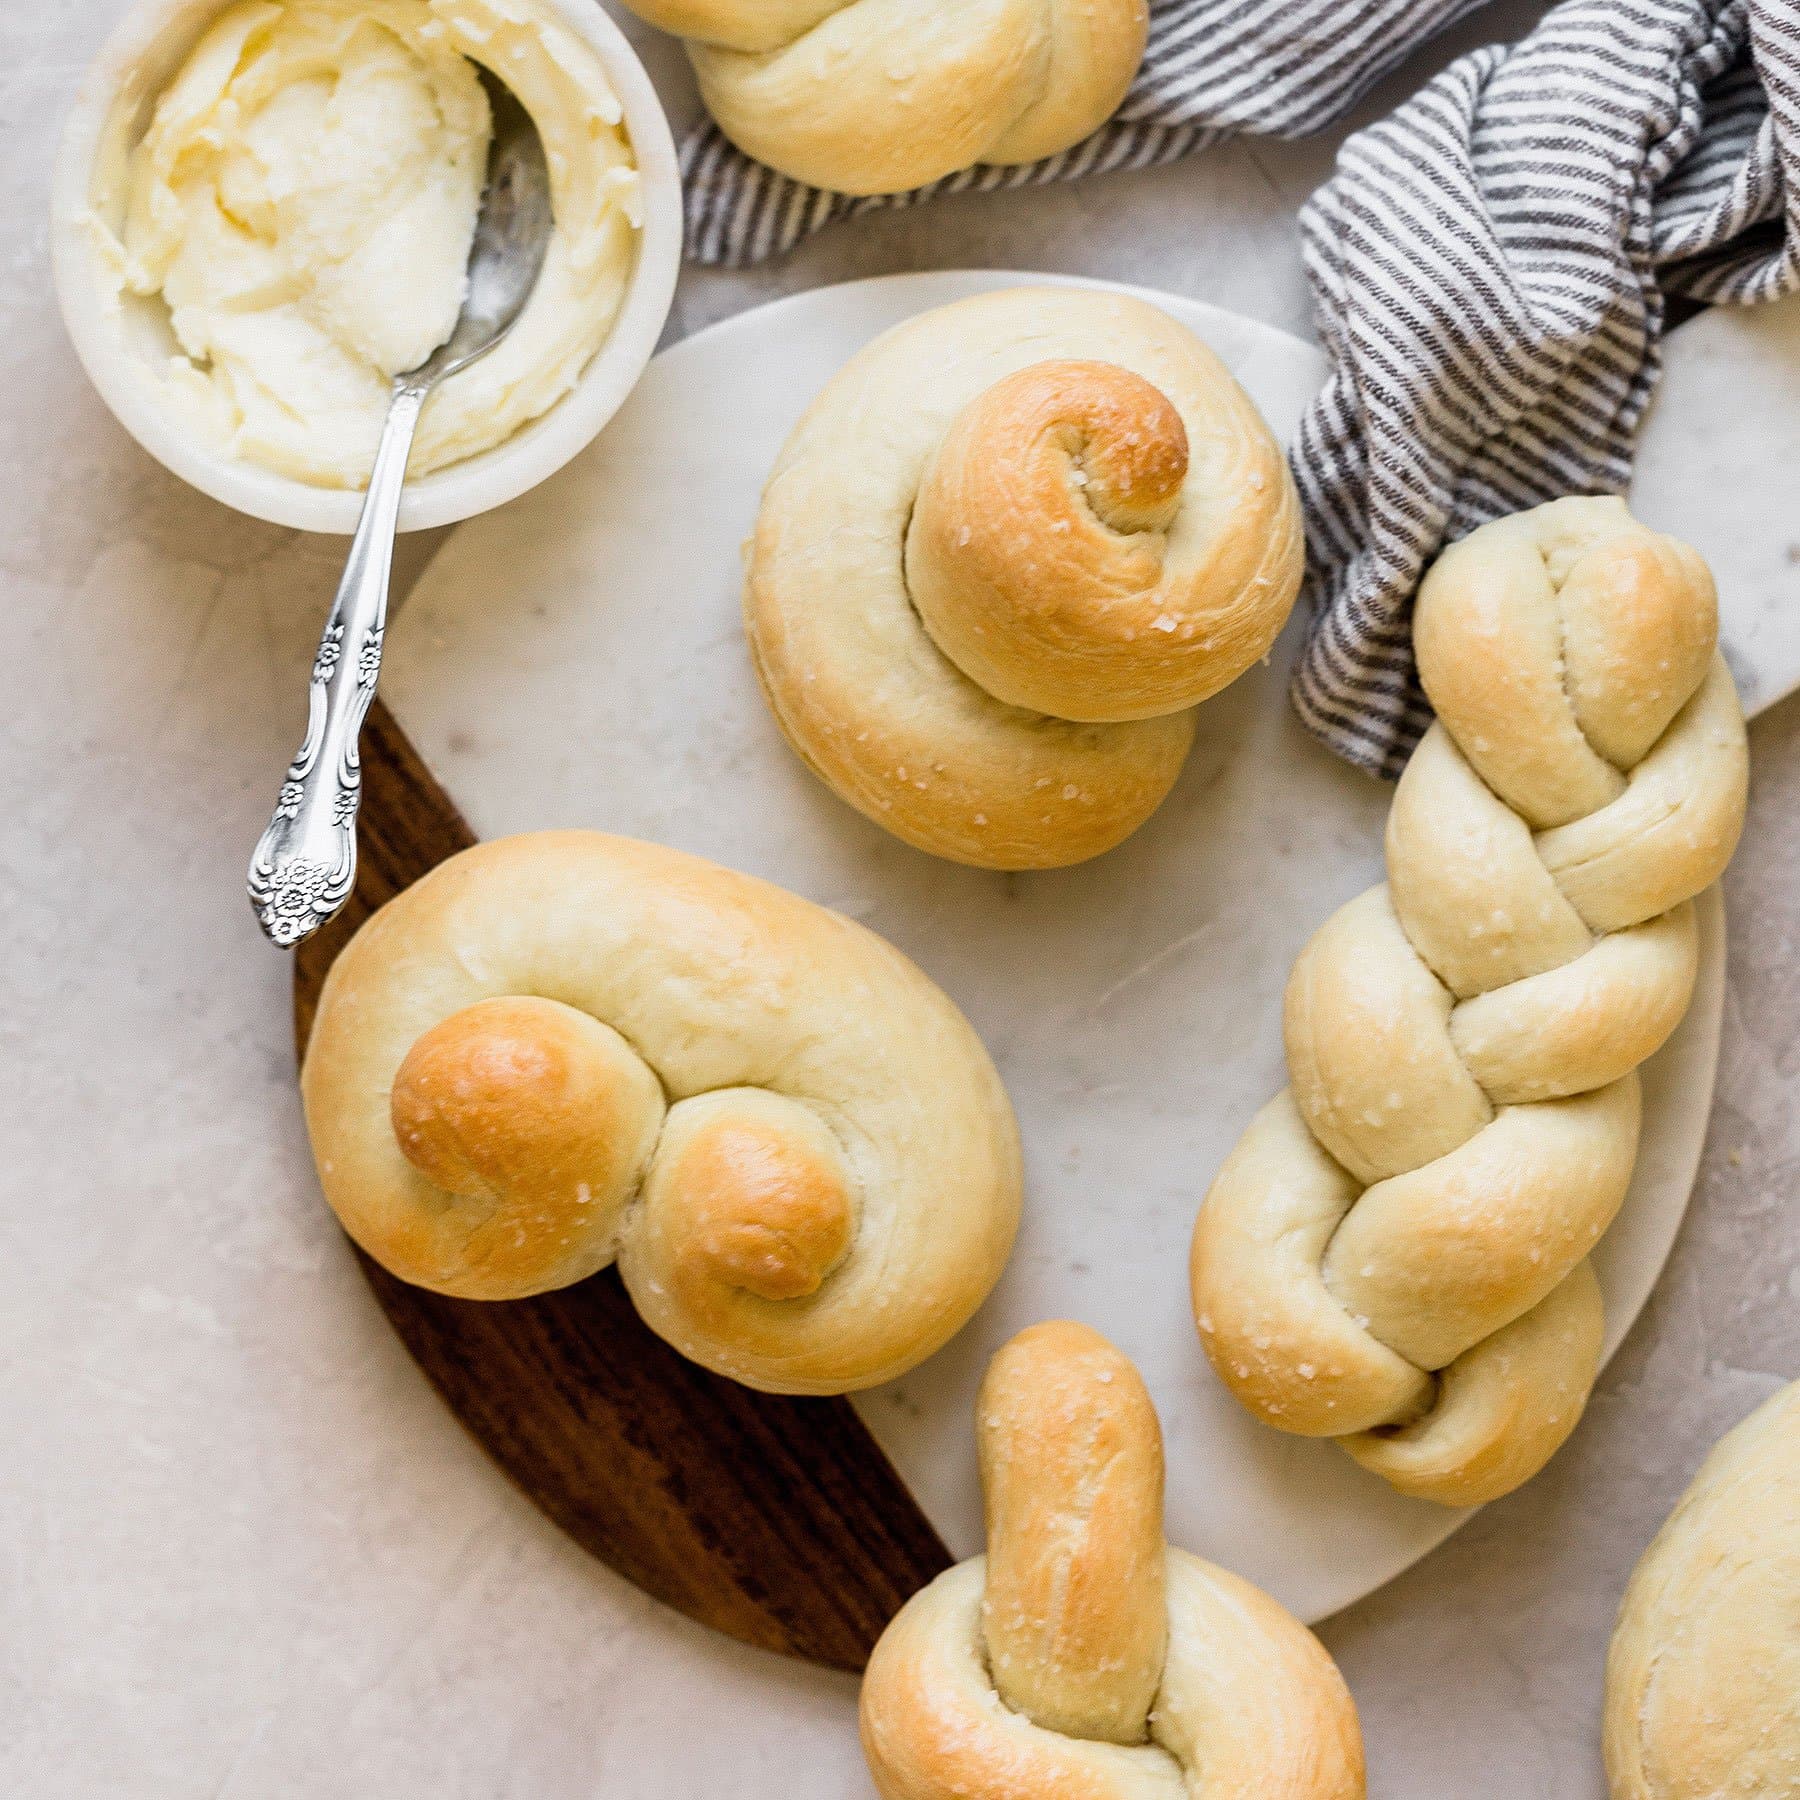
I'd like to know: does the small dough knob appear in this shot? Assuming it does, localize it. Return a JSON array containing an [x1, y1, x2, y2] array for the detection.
[[640, 1089, 857, 1303], [387, 996, 665, 1296], [977, 1320, 1168, 1744], [906, 360, 1200, 724]]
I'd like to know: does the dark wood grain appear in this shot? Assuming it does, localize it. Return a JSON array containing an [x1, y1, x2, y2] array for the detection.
[[293, 700, 951, 1671]]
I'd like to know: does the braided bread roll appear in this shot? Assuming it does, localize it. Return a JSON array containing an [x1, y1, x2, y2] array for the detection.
[[1190, 499, 1748, 1505], [1604, 1381, 1800, 1798], [748, 287, 1303, 869], [861, 1321, 1365, 1800], [616, 0, 1148, 195], [301, 832, 1022, 1394]]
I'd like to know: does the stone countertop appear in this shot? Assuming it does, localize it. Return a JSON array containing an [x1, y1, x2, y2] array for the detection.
[[5, 4, 1795, 1794]]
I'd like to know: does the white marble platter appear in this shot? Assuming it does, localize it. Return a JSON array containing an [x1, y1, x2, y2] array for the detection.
[[378, 269, 1728, 1626], [1635, 292, 1800, 718]]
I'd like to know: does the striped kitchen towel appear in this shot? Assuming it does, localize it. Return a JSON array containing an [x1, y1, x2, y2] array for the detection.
[[678, 0, 1799, 774], [1292, 0, 1798, 775]]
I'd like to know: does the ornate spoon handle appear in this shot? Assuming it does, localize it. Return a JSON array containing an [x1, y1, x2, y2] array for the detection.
[[248, 380, 428, 948]]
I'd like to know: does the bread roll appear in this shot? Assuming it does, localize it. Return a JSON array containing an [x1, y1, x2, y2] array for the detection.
[[861, 1321, 1366, 1799], [619, 0, 1149, 195], [301, 831, 1022, 1394], [1192, 499, 1748, 1504], [1605, 1381, 1800, 1799], [748, 286, 1302, 868]]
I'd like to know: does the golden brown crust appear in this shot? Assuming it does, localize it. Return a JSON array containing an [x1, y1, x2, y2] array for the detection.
[[746, 288, 1302, 869], [908, 359, 1275, 724], [1340, 1261, 1604, 1507], [978, 1322, 1167, 1745], [1604, 1382, 1800, 1799], [1414, 504, 1719, 829], [619, 0, 1149, 196], [301, 831, 1021, 1393], [648, 1097, 853, 1302], [1191, 499, 1748, 1504], [384, 996, 663, 1294], [859, 1325, 1365, 1799]]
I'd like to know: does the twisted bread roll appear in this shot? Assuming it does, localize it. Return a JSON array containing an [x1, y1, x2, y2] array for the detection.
[[617, 0, 1148, 195], [748, 288, 1303, 868], [1191, 499, 1747, 1505], [861, 1321, 1365, 1800], [301, 832, 1022, 1394], [1605, 1381, 1800, 1798]]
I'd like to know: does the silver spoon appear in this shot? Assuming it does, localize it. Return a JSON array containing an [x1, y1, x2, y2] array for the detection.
[[248, 71, 551, 948]]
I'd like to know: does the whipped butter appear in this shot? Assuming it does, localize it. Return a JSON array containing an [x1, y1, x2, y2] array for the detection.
[[103, 0, 642, 487]]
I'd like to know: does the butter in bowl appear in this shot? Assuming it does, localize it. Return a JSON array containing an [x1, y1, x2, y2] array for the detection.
[[52, 0, 682, 532]]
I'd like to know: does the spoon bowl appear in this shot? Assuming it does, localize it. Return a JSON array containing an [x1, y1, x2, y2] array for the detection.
[[415, 70, 552, 391]]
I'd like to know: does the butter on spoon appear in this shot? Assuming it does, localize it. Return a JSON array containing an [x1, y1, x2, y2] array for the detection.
[[247, 69, 551, 949]]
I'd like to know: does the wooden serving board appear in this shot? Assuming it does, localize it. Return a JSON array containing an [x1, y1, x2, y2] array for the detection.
[[293, 701, 951, 1672]]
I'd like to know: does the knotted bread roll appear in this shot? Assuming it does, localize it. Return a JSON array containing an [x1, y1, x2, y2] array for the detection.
[[860, 1321, 1365, 1800], [748, 287, 1303, 868], [1605, 1380, 1800, 1798], [1191, 498, 1748, 1505], [617, 0, 1148, 195], [301, 831, 1022, 1394]]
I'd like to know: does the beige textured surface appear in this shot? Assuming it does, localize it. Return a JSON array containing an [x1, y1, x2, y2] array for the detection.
[[8, 1, 1798, 1793]]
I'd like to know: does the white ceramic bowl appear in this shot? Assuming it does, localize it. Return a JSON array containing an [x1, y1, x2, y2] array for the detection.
[[51, 0, 683, 534]]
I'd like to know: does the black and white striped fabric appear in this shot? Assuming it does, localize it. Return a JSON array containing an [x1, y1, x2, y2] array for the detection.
[[1293, 0, 1799, 774], [679, 0, 1800, 775]]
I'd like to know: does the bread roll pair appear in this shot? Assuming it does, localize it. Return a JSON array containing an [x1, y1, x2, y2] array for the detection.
[[862, 1331, 1800, 1800], [304, 491, 1746, 1501]]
